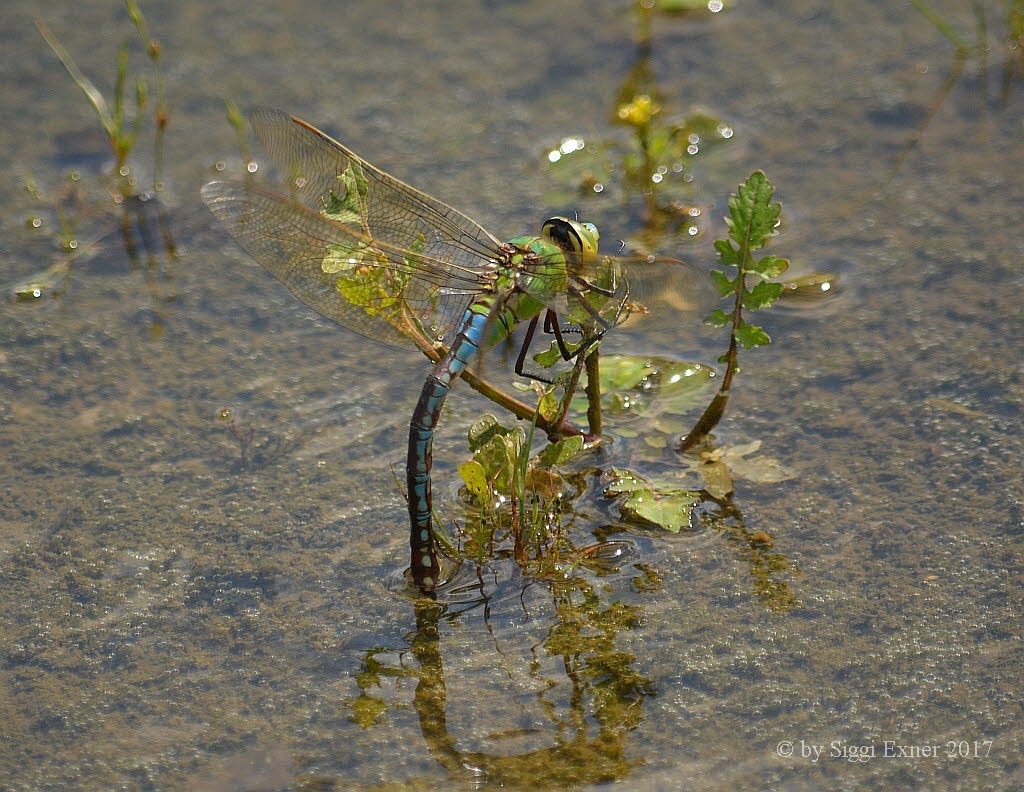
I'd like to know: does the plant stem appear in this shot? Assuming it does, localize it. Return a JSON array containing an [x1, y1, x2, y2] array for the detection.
[[584, 347, 603, 438], [402, 315, 584, 440], [908, 0, 971, 52]]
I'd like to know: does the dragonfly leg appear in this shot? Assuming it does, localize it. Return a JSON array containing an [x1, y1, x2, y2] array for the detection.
[[514, 309, 603, 384], [514, 314, 555, 384], [566, 283, 620, 331], [571, 274, 617, 298], [544, 310, 576, 360]]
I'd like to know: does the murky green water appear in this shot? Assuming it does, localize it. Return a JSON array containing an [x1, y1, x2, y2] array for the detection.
[[1, 1, 1021, 790]]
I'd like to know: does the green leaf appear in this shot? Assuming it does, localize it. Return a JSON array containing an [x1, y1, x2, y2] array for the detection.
[[735, 322, 771, 348], [742, 280, 784, 311], [458, 460, 491, 501], [323, 160, 370, 225], [621, 489, 700, 533], [532, 341, 564, 369], [705, 308, 730, 327], [604, 467, 650, 496], [725, 170, 780, 254], [467, 414, 512, 452], [713, 238, 740, 268], [536, 435, 584, 468], [751, 254, 789, 279], [709, 269, 736, 297]]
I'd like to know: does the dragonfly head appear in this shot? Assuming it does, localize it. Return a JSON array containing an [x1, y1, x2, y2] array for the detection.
[[542, 217, 600, 263]]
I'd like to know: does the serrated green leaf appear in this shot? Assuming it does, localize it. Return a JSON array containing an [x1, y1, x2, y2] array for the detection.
[[709, 269, 737, 297], [705, 308, 730, 327], [751, 254, 789, 278], [735, 322, 771, 348], [713, 238, 740, 267], [536, 434, 584, 468], [726, 170, 780, 253], [742, 280, 784, 311]]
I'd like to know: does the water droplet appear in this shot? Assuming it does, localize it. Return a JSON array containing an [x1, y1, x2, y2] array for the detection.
[[214, 160, 226, 171], [247, 161, 258, 173], [548, 150, 561, 163], [592, 183, 604, 193], [708, 0, 723, 12], [651, 172, 663, 184]]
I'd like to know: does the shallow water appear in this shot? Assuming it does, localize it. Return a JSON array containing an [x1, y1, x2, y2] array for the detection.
[[1, 1, 1021, 790]]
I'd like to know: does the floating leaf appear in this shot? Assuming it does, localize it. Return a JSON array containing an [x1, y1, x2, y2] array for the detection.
[[778, 272, 839, 304], [622, 489, 699, 533], [604, 468, 700, 533], [604, 467, 649, 495]]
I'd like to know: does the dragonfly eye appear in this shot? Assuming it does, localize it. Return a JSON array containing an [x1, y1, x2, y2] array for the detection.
[[542, 216, 600, 262]]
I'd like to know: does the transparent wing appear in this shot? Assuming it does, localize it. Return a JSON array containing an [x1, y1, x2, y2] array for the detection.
[[250, 108, 503, 269], [202, 109, 513, 348], [525, 253, 716, 344], [201, 181, 493, 348]]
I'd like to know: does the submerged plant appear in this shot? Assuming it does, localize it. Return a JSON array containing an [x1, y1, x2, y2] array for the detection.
[[17, 2, 176, 307], [35, 0, 170, 198]]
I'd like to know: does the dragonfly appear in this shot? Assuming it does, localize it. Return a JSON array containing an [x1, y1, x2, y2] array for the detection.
[[202, 108, 710, 595]]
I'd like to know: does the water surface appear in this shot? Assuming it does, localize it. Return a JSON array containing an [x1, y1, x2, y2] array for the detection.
[[0, 1, 1021, 790]]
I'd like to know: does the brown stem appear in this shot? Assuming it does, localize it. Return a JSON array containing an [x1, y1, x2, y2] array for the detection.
[[679, 268, 745, 451], [584, 347, 602, 438]]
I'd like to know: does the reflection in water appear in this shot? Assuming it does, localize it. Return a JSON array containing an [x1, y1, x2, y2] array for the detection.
[[697, 494, 799, 613], [352, 575, 657, 788]]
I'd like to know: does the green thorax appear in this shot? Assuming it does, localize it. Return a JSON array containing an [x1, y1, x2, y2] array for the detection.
[[482, 214, 601, 349]]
